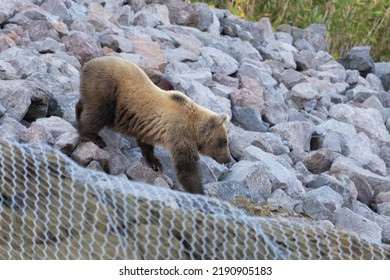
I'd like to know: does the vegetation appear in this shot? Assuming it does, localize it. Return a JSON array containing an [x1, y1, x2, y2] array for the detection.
[[192, 0, 390, 61]]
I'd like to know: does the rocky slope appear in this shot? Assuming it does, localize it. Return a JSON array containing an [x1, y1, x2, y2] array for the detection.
[[1, 0, 390, 246]]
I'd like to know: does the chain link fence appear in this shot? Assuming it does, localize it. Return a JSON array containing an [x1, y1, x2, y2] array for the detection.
[[1, 140, 389, 259]]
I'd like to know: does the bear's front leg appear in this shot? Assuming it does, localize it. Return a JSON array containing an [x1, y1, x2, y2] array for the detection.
[[170, 144, 204, 195], [138, 140, 163, 172]]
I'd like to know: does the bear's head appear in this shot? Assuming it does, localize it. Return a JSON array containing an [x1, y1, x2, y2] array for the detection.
[[199, 113, 231, 164]]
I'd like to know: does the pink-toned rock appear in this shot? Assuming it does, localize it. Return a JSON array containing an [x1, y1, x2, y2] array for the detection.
[[230, 87, 265, 115], [62, 31, 103, 66], [0, 34, 16, 52], [128, 36, 167, 73]]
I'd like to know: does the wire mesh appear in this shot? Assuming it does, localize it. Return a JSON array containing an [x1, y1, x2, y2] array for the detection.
[[0, 140, 389, 260]]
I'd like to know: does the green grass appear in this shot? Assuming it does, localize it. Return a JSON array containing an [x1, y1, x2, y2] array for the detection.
[[193, 0, 390, 61]]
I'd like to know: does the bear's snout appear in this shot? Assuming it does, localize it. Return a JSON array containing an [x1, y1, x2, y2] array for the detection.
[[215, 152, 232, 165]]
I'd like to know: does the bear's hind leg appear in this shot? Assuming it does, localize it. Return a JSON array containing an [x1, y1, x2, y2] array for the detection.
[[138, 141, 163, 172]]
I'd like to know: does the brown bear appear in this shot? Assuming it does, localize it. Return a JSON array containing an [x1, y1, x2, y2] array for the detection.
[[76, 56, 231, 194]]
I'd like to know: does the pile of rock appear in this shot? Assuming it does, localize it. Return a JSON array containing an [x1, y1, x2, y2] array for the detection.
[[1, 0, 390, 246]]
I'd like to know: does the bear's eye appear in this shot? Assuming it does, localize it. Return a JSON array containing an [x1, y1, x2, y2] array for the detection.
[[219, 139, 227, 148]]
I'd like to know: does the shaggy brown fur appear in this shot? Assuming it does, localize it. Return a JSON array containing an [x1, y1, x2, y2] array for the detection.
[[76, 56, 230, 194]]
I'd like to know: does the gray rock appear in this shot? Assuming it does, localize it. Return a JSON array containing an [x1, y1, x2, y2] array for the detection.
[[0, 47, 47, 79], [25, 19, 61, 42], [185, 81, 232, 118], [212, 73, 239, 88], [376, 192, 390, 204], [374, 62, 390, 91], [200, 46, 238, 75], [345, 69, 360, 85], [329, 104, 390, 145], [192, 2, 215, 32], [70, 19, 96, 39], [258, 40, 297, 69], [204, 181, 258, 202], [380, 145, 390, 169], [287, 82, 320, 109], [311, 50, 335, 70], [275, 32, 293, 44], [0, 60, 16, 79], [303, 24, 327, 52], [133, 4, 170, 28], [116, 4, 134, 26], [21, 124, 50, 144], [41, 0, 72, 25], [294, 49, 315, 70], [263, 89, 290, 125], [280, 69, 308, 89], [164, 0, 199, 27], [99, 34, 133, 53], [305, 186, 344, 212], [316, 62, 347, 83], [128, 0, 146, 12], [302, 148, 337, 174], [253, 132, 290, 156], [257, 17, 275, 45], [0, 103, 6, 117], [321, 132, 344, 153], [86, 160, 105, 172], [32, 116, 77, 139], [345, 132, 387, 176], [350, 176, 374, 206], [210, 83, 236, 99], [309, 78, 348, 103], [334, 207, 382, 244], [373, 215, 390, 244], [163, 61, 211, 91], [163, 48, 199, 63], [232, 106, 267, 132], [200, 155, 228, 182], [220, 160, 273, 200], [331, 156, 390, 190], [86, 2, 122, 34], [71, 141, 110, 168], [98, 129, 134, 175], [302, 197, 335, 222], [0, 0, 30, 24], [0, 116, 27, 142], [269, 121, 314, 152], [68, 1, 87, 23], [366, 73, 385, 91], [316, 118, 357, 144], [53, 132, 80, 156], [126, 159, 172, 190], [160, 27, 204, 55], [33, 37, 66, 53], [242, 145, 305, 197], [0, 80, 32, 121], [339, 46, 375, 77], [362, 95, 383, 110], [377, 203, 390, 216], [306, 173, 358, 209], [238, 59, 277, 91], [345, 85, 381, 103], [267, 189, 301, 212], [293, 39, 316, 53]]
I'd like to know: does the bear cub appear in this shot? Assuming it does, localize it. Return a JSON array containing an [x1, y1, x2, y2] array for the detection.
[[76, 56, 231, 194]]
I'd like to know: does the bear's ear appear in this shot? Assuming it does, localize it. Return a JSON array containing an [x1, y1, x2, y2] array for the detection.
[[216, 113, 229, 125], [200, 113, 229, 138]]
